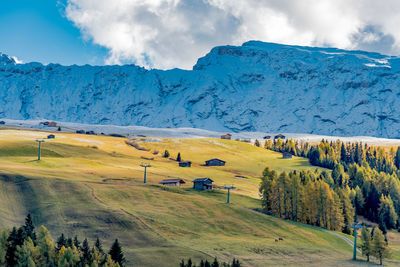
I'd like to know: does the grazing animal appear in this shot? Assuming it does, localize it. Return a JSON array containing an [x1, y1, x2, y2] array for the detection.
[[279, 237, 283, 241], [275, 239, 278, 242]]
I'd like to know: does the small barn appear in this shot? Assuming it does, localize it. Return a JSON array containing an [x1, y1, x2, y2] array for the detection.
[[47, 134, 55, 139], [76, 130, 85, 134], [160, 179, 186, 187], [274, 134, 286, 140], [221, 133, 232, 140], [48, 121, 57, 127], [179, 161, 192, 167], [205, 158, 226, 166], [263, 135, 271, 139], [282, 152, 292, 159], [193, 178, 214, 190]]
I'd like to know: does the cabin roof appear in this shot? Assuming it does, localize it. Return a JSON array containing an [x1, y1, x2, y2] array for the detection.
[[205, 158, 226, 163], [192, 178, 214, 183]]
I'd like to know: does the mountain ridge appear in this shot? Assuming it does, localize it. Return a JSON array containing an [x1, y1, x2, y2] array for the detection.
[[1, 41, 400, 138]]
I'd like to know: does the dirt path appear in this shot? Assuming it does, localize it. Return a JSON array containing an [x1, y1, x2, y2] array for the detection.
[[323, 230, 362, 254]]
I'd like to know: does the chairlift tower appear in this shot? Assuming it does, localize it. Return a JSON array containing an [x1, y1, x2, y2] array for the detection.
[[224, 184, 235, 203], [350, 222, 363, 261], [140, 163, 152, 183], [35, 139, 45, 160]]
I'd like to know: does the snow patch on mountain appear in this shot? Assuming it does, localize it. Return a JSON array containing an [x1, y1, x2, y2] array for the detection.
[[1, 41, 400, 138]]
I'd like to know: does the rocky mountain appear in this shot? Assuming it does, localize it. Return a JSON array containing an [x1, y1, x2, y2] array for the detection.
[[1, 41, 400, 138]]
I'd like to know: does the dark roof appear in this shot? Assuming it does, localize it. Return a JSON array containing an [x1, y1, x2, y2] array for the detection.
[[275, 134, 285, 137], [205, 158, 226, 163], [192, 178, 214, 183], [160, 179, 185, 184]]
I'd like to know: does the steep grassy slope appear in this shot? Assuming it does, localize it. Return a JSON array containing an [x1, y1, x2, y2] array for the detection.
[[0, 128, 398, 266]]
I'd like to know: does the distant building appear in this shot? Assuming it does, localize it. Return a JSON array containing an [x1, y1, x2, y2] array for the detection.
[[274, 134, 286, 140], [47, 134, 55, 139], [179, 161, 192, 167], [48, 121, 57, 127], [241, 139, 251, 143], [76, 130, 85, 134], [221, 133, 232, 140], [0, 121, 5, 125], [160, 179, 186, 187], [263, 135, 271, 139], [205, 158, 226, 166], [282, 152, 292, 159], [193, 178, 214, 190], [86, 131, 95, 135]]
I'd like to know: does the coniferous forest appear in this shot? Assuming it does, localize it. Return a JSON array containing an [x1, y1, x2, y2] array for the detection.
[[0, 214, 125, 267], [261, 138, 400, 234]]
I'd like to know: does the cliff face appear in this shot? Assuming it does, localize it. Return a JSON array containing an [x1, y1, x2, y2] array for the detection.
[[1, 41, 400, 137]]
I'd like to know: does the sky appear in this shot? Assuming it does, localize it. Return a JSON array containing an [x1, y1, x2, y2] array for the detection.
[[2, 0, 400, 69]]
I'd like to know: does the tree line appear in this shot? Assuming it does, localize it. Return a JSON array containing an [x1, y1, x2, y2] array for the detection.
[[0, 214, 125, 266], [180, 258, 240, 267], [263, 138, 400, 233]]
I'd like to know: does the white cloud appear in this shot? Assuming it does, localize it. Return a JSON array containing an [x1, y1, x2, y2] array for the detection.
[[65, 0, 400, 69]]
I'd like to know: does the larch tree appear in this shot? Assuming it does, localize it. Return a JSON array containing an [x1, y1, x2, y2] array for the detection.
[[371, 228, 391, 265], [360, 227, 371, 262]]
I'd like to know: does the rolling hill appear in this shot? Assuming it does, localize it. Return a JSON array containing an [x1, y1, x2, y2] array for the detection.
[[0, 128, 399, 266]]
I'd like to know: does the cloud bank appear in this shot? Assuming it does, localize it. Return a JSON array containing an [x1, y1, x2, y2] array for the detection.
[[65, 0, 400, 69]]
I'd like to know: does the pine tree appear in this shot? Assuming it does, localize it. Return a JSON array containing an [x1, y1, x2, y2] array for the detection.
[[371, 228, 391, 265], [56, 233, 67, 251], [394, 147, 400, 169], [212, 257, 219, 267], [177, 152, 181, 162], [94, 237, 104, 254], [163, 150, 170, 158], [24, 214, 36, 242], [73, 236, 80, 250], [109, 239, 125, 266], [80, 238, 92, 265], [360, 227, 371, 262], [378, 195, 398, 230], [6, 227, 25, 266], [254, 139, 260, 147]]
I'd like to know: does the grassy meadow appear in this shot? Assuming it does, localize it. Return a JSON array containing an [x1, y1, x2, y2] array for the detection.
[[0, 128, 398, 266]]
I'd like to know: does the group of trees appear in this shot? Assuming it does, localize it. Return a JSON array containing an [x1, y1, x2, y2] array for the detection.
[[163, 150, 183, 162], [360, 227, 390, 265], [180, 258, 240, 267], [0, 214, 125, 266], [260, 168, 353, 232], [264, 139, 400, 233]]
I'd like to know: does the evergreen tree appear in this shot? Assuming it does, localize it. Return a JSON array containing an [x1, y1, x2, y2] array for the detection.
[[371, 228, 391, 265], [378, 195, 398, 230], [212, 257, 219, 267], [36, 226, 55, 266], [24, 214, 36, 242], [163, 150, 170, 158], [177, 152, 182, 162], [6, 227, 24, 266], [73, 236, 80, 250], [360, 227, 371, 262], [80, 238, 92, 265], [254, 139, 260, 147], [58, 247, 80, 267], [109, 239, 125, 266], [56, 233, 66, 251], [94, 237, 104, 254], [395, 147, 400, 169]]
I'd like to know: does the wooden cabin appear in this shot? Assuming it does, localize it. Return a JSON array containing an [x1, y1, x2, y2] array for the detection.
[[179, 161, 192, 167], [193, 178, 214, 190], [221, 133, 232, 140], [48, 121, 57, 127], [282, 152, 292, 159], [205, 158, 226, 166], [274, 134, 286, 140], [160, 179, 186, 187]]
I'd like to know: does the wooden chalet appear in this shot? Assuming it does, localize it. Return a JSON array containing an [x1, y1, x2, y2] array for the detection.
[[179, 161, 192, 167], [274, 134, 286, 140], [205, 158, 226, 166], [282, 152, 292, 159], [159, 179, 186, 187], [192, 178, 214, 190], [221, 133, 232, 140]]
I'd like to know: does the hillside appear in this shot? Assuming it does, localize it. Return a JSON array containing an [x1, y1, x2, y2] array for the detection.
[[2, 128, 399, 266], [2, 41, 400, 138]]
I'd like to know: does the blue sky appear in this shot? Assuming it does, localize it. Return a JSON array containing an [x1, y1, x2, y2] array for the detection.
[[0, 0, 107, 65], [1, 0, 400, 69]]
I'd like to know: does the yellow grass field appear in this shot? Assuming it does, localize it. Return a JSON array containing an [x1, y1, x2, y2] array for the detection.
[[0, 128, 398, 266]]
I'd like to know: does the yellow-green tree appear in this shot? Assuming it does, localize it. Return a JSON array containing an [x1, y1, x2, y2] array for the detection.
[[360, 227, 371, 262], [371, 228, 391, 265], [16, 237, 38, 266]]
